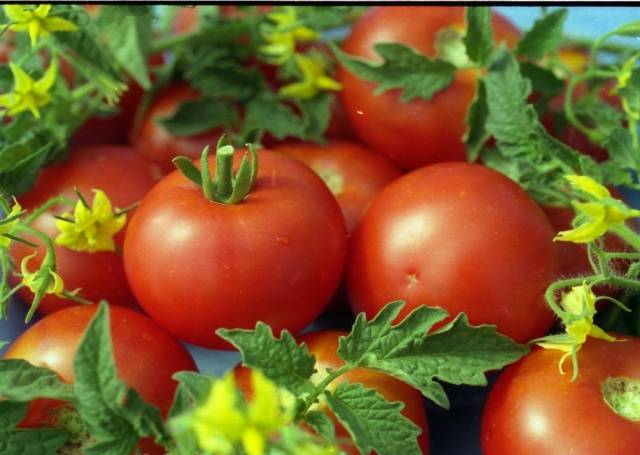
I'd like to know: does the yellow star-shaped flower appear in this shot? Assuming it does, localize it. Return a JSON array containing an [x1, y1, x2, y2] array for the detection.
[[0, 199, 22, 248], [554, 174, 640, 244], [191, 370, 295, 455], [55, 189, 126, 253], [0, 62, 57, 118], [279, 52, 342, 100], [3, 4, 77, 46], [20, 253, 65, 297], [536, 283, 616, 379], [260, 7, 320, 65]]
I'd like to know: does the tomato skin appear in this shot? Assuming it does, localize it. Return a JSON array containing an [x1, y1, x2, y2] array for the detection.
[[4, 304, 197, 453], [347, 162, 557, 343], [130, 84, 225, 174], [338, 7, 520, 170], [10, 145, 158, 315], [482, 337, 640, 455], [235, 330, 429, 454], [272, 140, 401, 234], [123, 149, 347, 349]]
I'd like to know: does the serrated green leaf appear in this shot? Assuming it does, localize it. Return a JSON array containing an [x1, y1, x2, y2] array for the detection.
[[168, 371, 213, 419], [84, 437, 138, 455], [0, 402, 68, 455], [520, 62, 564, 97], [98, 6, 153, 90], [217, 322, 316, 397], [465, 7, 494, 66], [0, 359, 75, 403], [303, 410, 336, 443], [159, 98, 237, 136], [296, 93, 333, 143], [241, 94, 306, 142], [517, 9, 568, 60], [339, 303, 528, 409], [333, 42, 456, 102], [325, 382, 421, 455], [73, 303, 171, 452], [189, 65, 264, 101], [465, 78, 489, 161], [601, 127, 639, 186]]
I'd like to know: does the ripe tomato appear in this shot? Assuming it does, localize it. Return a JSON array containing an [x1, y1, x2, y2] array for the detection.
[[481, 337, 640, 455], [347, 162, 557, 343], [10, 145, 158, 315], [234, 330, 429, 454], [271, 140, 401, 234], [4, 304, 197, 454], [337, 6, 520, 170], [123, 149, 347, 349], [130, 84, 225, 174]]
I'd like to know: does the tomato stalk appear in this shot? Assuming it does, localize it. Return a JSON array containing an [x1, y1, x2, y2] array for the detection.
[[172, 136, 259, 205]]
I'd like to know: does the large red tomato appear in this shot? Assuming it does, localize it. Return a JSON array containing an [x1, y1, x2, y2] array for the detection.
[[271, 140, 401, 234], [10, 145, 158, 315], [347, 162, 557, 343], [123, 149, 347, 349], [481, 337, 640, 455], [235, 330, 429, 454], [4, 304, 197, 454], [130, 84, 225, 174], [338, 6, 520, 170]]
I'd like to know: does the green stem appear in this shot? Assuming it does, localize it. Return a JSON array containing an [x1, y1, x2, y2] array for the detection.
[[562, 35, 640, 56], [300, 364, 351, 416], [609, 275, 640, 291], [612, 224, 640, 251], [545, 276, 604, 318], [215, 145, 235, 199], [25, 195, 74, 225]]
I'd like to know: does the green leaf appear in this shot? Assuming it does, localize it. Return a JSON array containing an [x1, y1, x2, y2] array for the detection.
[[168, 371, 213, 419], [296, 93, 333, 143], [333, 42, 456, 102], [601, 127, 639, 186], [324, 382, 422, 455], [0, 402, 68, 455], [464, 7, 494, 66], [619, 67, 640, 114], [189, 65, 264, 101], [73, 302, 171, 452], [339, 302, 528, 409], [98, 6, 153, 90], [520, 62, 564, 97], [217, 322, 316, 397], [159, 98, 238, 136], [464, 78, 489, 161], [0, 359, 75, 403], [241, 94, 306, 142], [303, 410, 336, 443], [517, 9, 568, 59]]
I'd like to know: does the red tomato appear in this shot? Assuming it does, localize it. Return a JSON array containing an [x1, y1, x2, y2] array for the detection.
[[4, 304, 197, 454], [271, 140, 401, 234], [123, 149, 347, 349], [338, 6, 520, 170], [130, 84, 225, 174], [234, 330, 429, 454], [10, 145, 158, 315], [347, 162, 557, 343], [481, 337, 640, 455]]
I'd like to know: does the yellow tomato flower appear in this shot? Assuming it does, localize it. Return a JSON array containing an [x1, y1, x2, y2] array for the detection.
[[537, 283, 616, 378], [0, 199, 22, 248], [260, 7, 320, 65], [554, 174, 640, 244], [3, 4, 77, 46], [0, 62, 57, 119], [191, 370, 295, 455], [55, 190, 126, 253], [20, 253, 64, 297], [279, 52, 342, 100]]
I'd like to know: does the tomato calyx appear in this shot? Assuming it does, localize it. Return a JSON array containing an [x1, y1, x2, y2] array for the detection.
[[602, 376, 640, 422], [172, 135, 259, 205], [435, 27, 474, 69]]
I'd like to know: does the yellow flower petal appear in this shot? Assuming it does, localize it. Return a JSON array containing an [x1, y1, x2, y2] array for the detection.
[[33, 4, 52, 18], [588, 324, 617, 342], [242, 427, 266, 455], [4, 5, 33, 22], [555, 219, 608, 243], [9, 62, 34, 93], [565, 175, 610, 199], [43, 16, 77, 33], [34, 63, 57, 94]]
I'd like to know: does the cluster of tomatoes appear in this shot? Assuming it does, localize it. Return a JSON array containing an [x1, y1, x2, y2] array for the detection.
[[4, 6, 640, 455]]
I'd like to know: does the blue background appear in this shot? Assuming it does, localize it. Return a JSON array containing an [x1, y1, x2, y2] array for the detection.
[[2, 6, 640, 455]]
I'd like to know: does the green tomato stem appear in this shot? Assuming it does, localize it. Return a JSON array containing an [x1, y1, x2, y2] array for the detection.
[[611, 224, 640, 251], [215, 145, 235, 199], [25, 195, 74, 225], [300, 364, 351, 417], [545, 276, 604, 318]]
